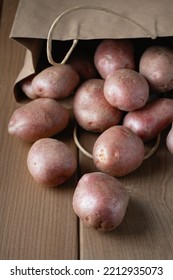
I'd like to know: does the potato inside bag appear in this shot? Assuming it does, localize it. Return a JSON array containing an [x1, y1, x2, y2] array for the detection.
[[10, 0, 173, 101]]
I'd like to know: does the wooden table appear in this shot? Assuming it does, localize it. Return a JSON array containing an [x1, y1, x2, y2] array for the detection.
[[0, 0, 173, 260]]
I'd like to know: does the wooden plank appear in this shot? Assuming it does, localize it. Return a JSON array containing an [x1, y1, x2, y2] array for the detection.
[[0, 1, 3, 26], [0, 0, 78, 260], [78, 128, 173, 259]]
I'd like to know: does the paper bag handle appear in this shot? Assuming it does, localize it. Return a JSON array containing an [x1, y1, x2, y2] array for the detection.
[[47, 5, 156, 66], [73, 124, 161, 161]]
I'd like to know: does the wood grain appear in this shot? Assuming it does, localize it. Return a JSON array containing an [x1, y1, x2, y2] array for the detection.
[[0, 0, 78, 260]]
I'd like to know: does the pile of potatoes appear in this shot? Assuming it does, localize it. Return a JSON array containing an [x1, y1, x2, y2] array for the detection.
[[8, 38, 173, 232]]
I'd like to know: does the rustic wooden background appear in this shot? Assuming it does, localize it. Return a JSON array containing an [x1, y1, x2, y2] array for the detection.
[[0, 0, 173, 260]]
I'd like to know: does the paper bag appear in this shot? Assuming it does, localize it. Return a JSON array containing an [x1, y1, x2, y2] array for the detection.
[[10, 0, 173, 101]]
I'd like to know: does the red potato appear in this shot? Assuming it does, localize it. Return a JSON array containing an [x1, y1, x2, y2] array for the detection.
[[73, 79, 123, 132], [67, 50, 99, 82], [31, 64, 80, 99], [166, 123, 173, 154], [27, 138, 77, 187], [93, 126, 145, 177], [8, 98, 69, 142], [104, 69, 149, 111], [72, 172, 129, 232], [123, 98, 173, 142], [20, 74, 37, 99], [139, 45, 173, 93], [94, 39, 135, 79]]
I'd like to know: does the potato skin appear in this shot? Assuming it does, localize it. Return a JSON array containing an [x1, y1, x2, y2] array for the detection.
[[20, 74, 37, 99], [139, 45, 173, 93], [31, 64, 79, 99], [166, 123, 173, 154], [93, 126, 145, 177], [27, 138, 77, 187], [123, 98, 173, 141], [73, 79, 123, 132], [8, 98, 69, 142], [94, 39, 135, 79], [72, 172, 129, 232], [67, 50, 99, 82], [104, 69, 149, 111]]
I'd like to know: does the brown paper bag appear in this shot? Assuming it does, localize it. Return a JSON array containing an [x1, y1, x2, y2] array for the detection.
[[10, 0, 173, 101]]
